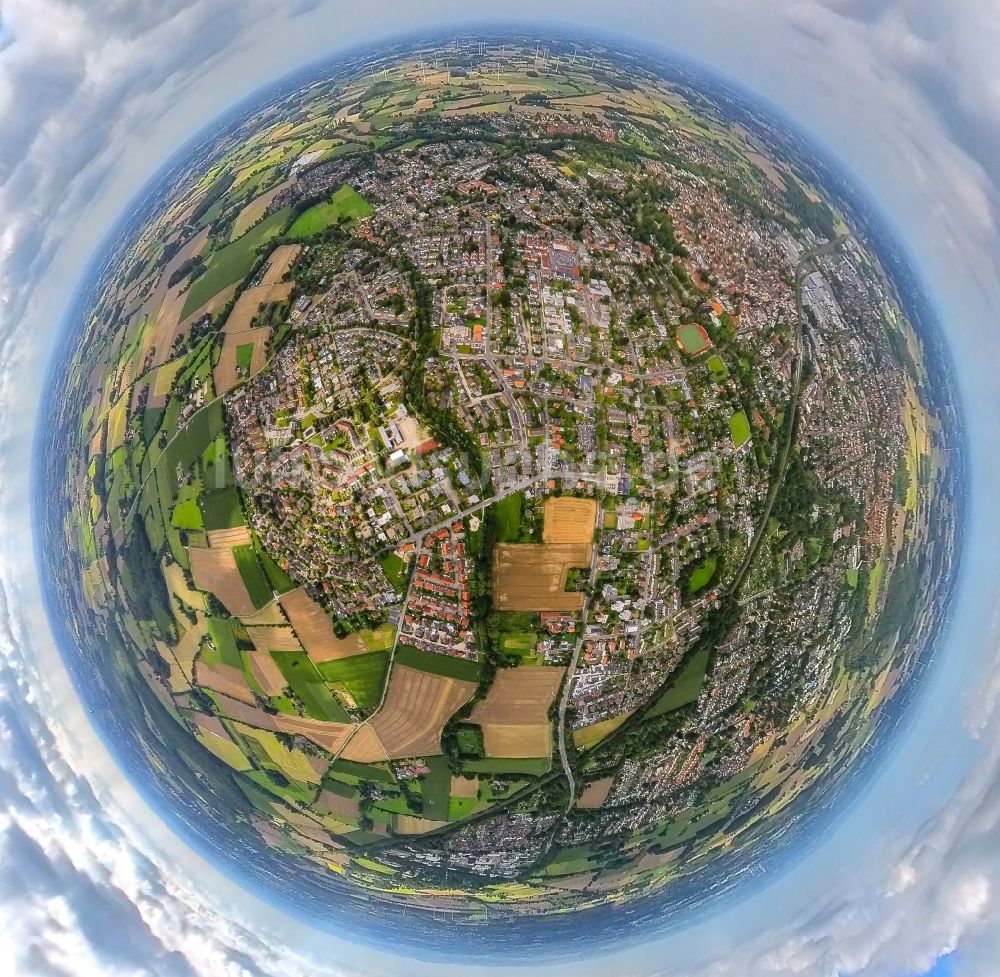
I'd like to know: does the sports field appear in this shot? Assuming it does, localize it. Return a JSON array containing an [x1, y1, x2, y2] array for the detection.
[[730, 410, 752, 447], [676, 323, 711, 357]]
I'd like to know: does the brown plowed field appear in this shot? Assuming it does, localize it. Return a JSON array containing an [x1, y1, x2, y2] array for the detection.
[[247, 626, 301, 653], [190, 546, 256, 617], [317, 790, 361, 820], [342, 665, 476, 761], [195, 661, 255, 704], [542, 497, 598, 543], [493, 542, 591, 612], [246, 650, 287, 696], [577, 776, 614, 809], [471, 666, 564, 758], [280, 590, 367, 662], [213, 694, 280, 730]]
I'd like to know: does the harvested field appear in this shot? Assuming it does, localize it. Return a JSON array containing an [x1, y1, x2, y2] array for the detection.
[[195, 660, 255, 704], [212, 694, 280, 730], [280, 589, 367, 661], [149, 357, 186, 407], [243, 603, 286, 626], [207, 526, 252, 548], [230, 183, 293, 240], [450, 776, 479, 799], [234, 723, 323, 784], [163, 560, 206, 610], [317, 789, 361, 820], [175, 283, 237, 337], [223, 282, 295, 334], [260, 244, 301, 286], [341, 665, 476, 762], [273, 714, 353, 753], [214, 325, 270, 396], [577, 776, 614, 809], [142, 227, 210, 369], [542, 497, 598, 544], [470, 666, 564, 758], [248, 626, 301, 653], [171, 614, 206, 680], [493, 542, 591, 612], [245, 650, 287, 696], [153, 640, 191, 694], [196, 728, 251, 771], [395, 815, 448, 835], [190, 545, 256, 617]]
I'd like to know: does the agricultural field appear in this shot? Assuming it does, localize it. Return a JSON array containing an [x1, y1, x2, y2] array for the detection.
[[470, 666, 564, 758], [493, 542, 591, 612]]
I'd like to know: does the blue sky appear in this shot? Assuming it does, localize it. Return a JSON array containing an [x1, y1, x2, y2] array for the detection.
[[1, 2, 1000, 976]]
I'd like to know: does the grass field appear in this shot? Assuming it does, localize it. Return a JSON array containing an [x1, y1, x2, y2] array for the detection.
[[421, 756, 451, 821], [573, 710, 632, 749], [232, 544, 273, 609], [380, 553, 409, 592], [254, 539, 297, 594], [271, 650, 351, 722], [493, 491, 523, 543], [394, 644, 482, 682], [707, 354, 729, 380], [315, 651, 388, 711], [288, 185, 372, 237], [206, 617, 241, 670], [181, 207, 291, 317], [646, 646, 711, 718], [729, 411, 752, 447], [463, 757, 551, 776], [199, 487, 243, 530], [676, 323, 711, 357], [688, 556, 717, 594], [171, 499, 204, 530]]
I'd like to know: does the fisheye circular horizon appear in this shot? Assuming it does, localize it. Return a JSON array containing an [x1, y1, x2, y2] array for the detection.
[[32, 26, 965, 963]]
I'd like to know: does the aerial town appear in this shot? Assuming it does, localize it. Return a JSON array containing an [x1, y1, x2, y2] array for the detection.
[[45, 40, 957, 918]]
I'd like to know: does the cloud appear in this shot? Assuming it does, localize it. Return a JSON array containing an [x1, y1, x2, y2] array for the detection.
[[1, 2, 1000, 977]]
